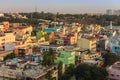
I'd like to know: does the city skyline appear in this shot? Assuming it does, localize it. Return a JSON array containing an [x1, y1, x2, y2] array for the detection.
[[0, 0, 120, 14]]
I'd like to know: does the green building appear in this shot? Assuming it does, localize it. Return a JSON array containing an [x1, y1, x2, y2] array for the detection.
[[36, 31, 46, 39], [55, 51, 75, 65]]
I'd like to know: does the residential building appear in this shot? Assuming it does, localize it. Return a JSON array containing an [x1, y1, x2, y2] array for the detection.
[[81, 52, 101, 62], [0, 13, 4, 17], [76, 50, 101, 63], [98, 38, 109, 51], [106, 9, 120, 15], [0, 50, 13, 60], [0, 31, 15, 46], [49, 32, 55, 43], [14, 47, 32, 56], [13, 26, 32, 36], [112, 45, 120, 53], [12, 23, 20, 28], [107, 62, 120, 80], [0, 60, 58, 80], [55, 50, 75, 65], [4, 31, 15, 43], [84, 59, 103, 67], [77, 37, 97, 51], [12, 26, 33, 46], [106, 9, 117, 15], [56, 38, 64, 45], [0, 24, 4, 31], [4, 43, 15, 51], [3, 21, 9, 30], [44, 28, 60, 33], [0, 35, 5, 46], [64, 32, 77, 45], [39, 45, 64, 53]]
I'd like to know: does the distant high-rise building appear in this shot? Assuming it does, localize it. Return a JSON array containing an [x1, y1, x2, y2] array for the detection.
[[106, 9, 120, 15], [117, 10, 120, 15], [106, 9, 117, 15]]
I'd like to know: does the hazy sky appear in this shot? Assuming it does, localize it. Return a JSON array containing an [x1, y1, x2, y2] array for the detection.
[[0, 0, 120, 14]]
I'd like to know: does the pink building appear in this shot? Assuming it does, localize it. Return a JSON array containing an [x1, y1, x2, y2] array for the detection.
[[107, 62, 120, 80], [64, 33, 75, 45]]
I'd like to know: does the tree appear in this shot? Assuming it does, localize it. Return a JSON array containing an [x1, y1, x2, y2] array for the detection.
[[31, 31, 36, 36], [61, 64, 75, 80], [119, 41, 120, 45], [44, 33, 49, 41], [4, 53, 16, 61], [42, 48, 56, 66], [46, 71, 53, 80], [58, 62, 63, 80], [36, 31, 43, 39], [42, 53, 51, 66], [103, 53, 120, 66], [74, 64, 108, 80]]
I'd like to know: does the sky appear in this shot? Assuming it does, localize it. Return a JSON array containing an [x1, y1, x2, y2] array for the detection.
[[0, 0, 120, 14]]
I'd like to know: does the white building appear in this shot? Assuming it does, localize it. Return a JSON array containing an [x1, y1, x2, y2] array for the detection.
[[0, 13, 4, 17], [107, 62, 120, 80], [0, 32, 15, 46], [106, 9, 120, 16]]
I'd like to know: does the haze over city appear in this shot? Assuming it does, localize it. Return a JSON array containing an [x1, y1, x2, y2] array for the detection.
[[1, 0, 120, 80], [0, 0, 120, 14]]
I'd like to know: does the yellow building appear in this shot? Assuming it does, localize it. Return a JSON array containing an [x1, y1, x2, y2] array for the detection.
[[0, 32, 15, 45], [64, 32, 78, 45], [15, 26, 33, 41], [77, 37, 97, 51], [76, 50, 101, 63], [0, 36, 5, 45], [83, 52, 101, 61], [0, 25, 4, 31], [5, 32, 15, 43], [21, 26, 33, 35], [14, 26, 33, 35], [69, 32, 78, 45], [56, 38, 64, 45], [77, 26, 82, 33]]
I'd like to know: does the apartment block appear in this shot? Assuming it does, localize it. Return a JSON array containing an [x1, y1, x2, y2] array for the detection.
[[77, 37, 97, 51], [0, 31, 15, 46]]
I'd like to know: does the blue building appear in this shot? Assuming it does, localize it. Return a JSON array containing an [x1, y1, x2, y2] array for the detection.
[[25, 55, 41, 63], [111, 39, 118, 45], [112, 45, 120, 53], [44, 28, 59, 33]]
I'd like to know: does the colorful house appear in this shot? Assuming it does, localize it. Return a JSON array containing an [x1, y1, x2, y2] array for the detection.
[[55, 51, 75, 65], [44, 28, 60, 33], [64, 32, 77, 45], [112, 45, 120, 53], [107, 62, 120, 80], [77, 37, 97, 51], [36, 31, 46, 39]]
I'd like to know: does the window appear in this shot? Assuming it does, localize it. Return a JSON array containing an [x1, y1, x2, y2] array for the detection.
[[43, 49, 45, 51], [111, 74, 114, 76], [116, 75, 119, 77]]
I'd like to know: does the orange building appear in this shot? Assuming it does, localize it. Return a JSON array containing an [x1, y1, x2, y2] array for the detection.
[[14, 47, 32, 56], [3, 21, 9, 30], [49, 32, 55, 43]]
